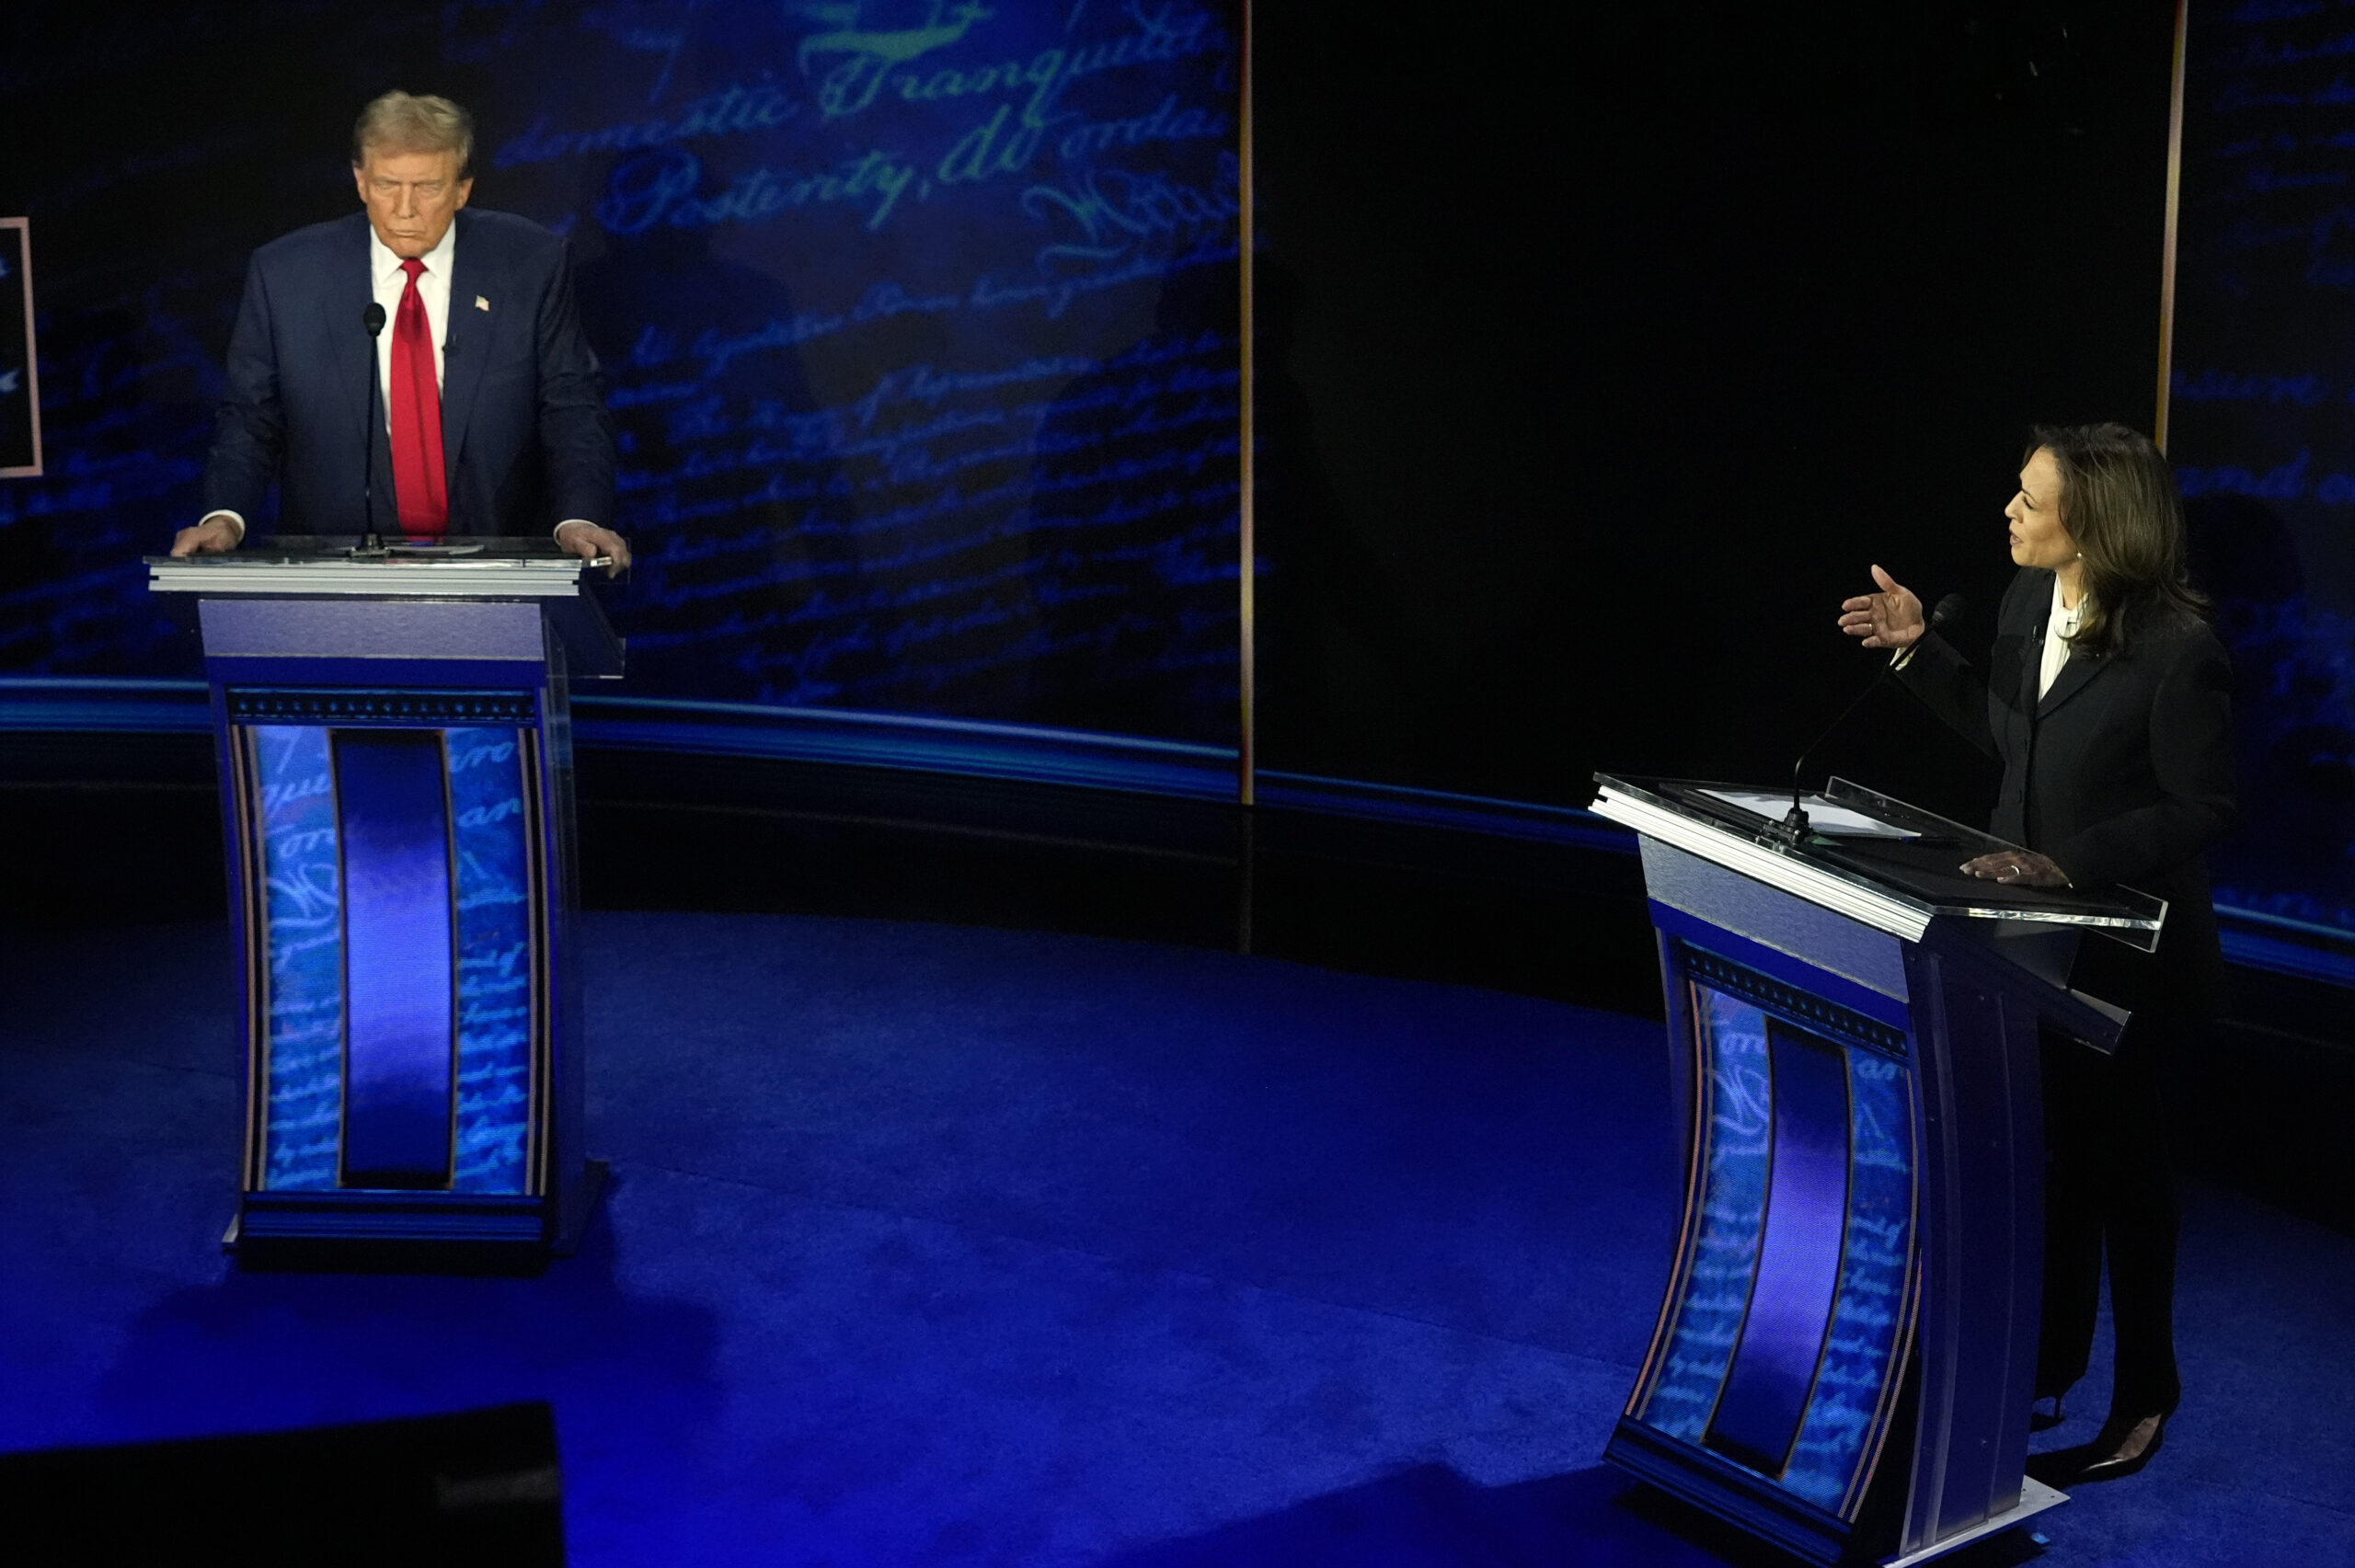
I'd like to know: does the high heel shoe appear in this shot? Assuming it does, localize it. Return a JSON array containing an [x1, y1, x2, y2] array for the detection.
[[2025, 1408, 2171, 1487]]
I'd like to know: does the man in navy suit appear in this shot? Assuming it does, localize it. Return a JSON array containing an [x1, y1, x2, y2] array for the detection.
[[171, 91, 629, 568]]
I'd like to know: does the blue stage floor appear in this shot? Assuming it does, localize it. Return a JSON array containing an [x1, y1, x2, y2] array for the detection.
[[4, 913, 2350, 1565]]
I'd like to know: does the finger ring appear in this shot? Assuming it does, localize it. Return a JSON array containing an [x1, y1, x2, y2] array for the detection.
[[2008, 862, 2022, 876]]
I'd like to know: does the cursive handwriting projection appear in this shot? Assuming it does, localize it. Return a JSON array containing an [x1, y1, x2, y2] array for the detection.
[[1639, 988, 1771, 1445], [598, 145, 921, 234], [2171, 3, 2355, 932], [540, 0, 1244, 738], [597, 276, 1241, 726], [3, 0, 1242, 750], [496, 82, 800, 169], [251, 724, 344, 1192], [446, 726, 534, 1193], [1779, 1048, 1913, 1513], [0, 303, 224, 675]]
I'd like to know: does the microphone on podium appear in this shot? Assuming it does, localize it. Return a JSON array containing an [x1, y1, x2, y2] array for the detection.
[[1767, 591, 1965, 846], [360, 303, 387, 555]]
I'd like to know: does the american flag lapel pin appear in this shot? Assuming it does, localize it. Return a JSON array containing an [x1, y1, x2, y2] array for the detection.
[[475, 295, 490, 312]]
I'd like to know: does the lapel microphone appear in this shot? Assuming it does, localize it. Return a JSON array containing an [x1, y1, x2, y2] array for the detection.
[[1769, 592, 1966, 845], [360, 302, 386, 554]]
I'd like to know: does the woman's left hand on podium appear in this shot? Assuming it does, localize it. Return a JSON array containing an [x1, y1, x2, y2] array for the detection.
[[1960, 850, 2071, 887]]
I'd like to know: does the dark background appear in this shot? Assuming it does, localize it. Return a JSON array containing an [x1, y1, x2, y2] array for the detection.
[[1255, 2, 2178, 830]]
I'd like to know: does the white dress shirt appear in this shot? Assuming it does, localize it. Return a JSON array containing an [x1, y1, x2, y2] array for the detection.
[[369, 223, 454, 418]]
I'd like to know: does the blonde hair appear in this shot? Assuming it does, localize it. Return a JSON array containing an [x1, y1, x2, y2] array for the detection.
[[351, 91, 475, 177]]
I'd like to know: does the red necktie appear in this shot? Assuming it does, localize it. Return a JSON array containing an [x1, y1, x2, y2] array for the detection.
[[389, 257, 448, 538]]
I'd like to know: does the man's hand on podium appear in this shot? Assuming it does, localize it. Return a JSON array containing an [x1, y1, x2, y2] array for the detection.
[[1837, 565, 1925, 649], [1960, 849, 2071, 888], [169, 514, 243, 556], [554, 521, 631, 576]]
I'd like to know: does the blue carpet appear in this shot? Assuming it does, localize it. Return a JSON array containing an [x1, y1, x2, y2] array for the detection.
[[2, 912, 2349, 1565]]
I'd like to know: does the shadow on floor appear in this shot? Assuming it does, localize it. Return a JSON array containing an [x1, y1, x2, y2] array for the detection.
[[1099, 1460, 2050, 1568]]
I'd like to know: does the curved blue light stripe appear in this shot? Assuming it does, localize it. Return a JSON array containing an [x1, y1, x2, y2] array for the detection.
[[335, 729, 456, 1188], [1706, 1024, 1852, 1475]]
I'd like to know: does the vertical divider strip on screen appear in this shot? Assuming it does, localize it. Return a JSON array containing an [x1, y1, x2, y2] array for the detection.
[[2155, 0, 2188, 453], [1237, 0, 1258, 807], [0, 217, 41, 478]]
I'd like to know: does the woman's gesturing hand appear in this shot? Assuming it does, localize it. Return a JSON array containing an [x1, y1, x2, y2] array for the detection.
[[1837, 565, 1925, 649], [1960, 849, 2072, 888]]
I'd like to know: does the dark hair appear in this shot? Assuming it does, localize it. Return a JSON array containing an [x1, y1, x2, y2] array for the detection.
[[2028, 422, 2209, 657]]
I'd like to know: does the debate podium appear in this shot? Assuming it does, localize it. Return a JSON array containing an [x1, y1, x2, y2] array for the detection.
[[149, 543, 622, 1266], [1590, 775, 2164, 1566]]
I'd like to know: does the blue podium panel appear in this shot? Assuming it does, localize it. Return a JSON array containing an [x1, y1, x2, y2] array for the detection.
[[236, 692, 546, 1207], [1624, 944, 1921, 1547]]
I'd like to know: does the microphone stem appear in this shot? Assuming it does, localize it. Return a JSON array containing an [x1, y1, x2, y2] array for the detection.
[[1770, 595, 1956, 848], [1771, 602, 1940, 842], [1791, 658, 1898, 810], [363, 350, 379, 551], [360, 304, 386, 554]]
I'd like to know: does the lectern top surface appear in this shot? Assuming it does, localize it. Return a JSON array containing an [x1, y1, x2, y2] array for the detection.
[[147, 537, 597, 598], [1592, 773, 2165, 947]]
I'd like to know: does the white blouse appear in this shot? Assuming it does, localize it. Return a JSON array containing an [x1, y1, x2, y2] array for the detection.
[[2041, 573, 2085, 699]]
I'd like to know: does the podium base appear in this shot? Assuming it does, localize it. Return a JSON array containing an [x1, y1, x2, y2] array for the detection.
[[1882, 1478, 2067, 1568], [224, 1159, 610, 1275]]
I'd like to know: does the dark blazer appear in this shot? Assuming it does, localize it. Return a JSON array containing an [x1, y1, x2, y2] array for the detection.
[[202, 209, 615, 535], [1898, 567, 2235, 1010]]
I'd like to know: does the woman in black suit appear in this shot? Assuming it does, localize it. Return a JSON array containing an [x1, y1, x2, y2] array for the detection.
[[1838, 422, 2234, 1485]]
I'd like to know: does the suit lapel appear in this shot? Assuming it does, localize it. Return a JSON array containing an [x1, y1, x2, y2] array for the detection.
[[327, 215, 375, 471], [439, 211, 493, 512], [2038, 643, 2111, 719], [2016, 586, 2050, 724]]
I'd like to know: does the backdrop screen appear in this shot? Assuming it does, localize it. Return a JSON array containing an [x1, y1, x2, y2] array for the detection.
[[2172, 3, 2355, 934], [0, 0, 1242, 745]]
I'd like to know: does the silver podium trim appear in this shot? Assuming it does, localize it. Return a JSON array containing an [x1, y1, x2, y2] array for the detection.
[[1882, 1478, 2067, 1567], [1591, 779, 2166, 944], [150, 557, 592, 598]]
